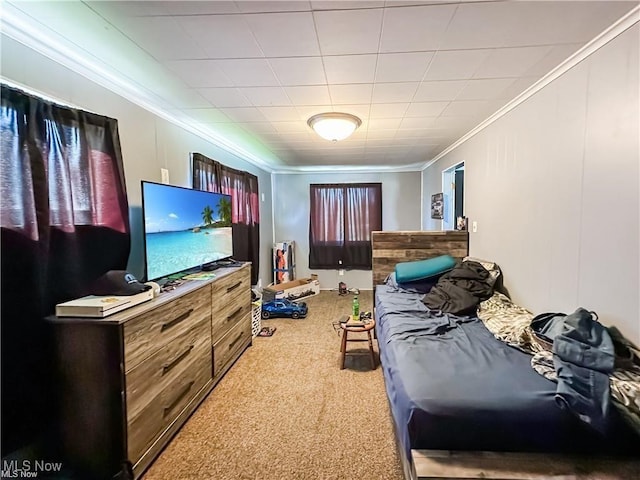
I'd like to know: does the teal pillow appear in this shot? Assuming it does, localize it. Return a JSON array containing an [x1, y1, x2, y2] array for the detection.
[[395, 255, 457, 283]]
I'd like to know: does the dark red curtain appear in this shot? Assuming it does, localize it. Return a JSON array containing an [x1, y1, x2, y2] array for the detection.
[[0, 85, 130, 455], [309, 183, 382, 269], [192, 153, 260, 284]]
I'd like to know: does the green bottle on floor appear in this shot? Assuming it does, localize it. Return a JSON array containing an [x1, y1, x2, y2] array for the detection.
[[352, 295, 359, 321]]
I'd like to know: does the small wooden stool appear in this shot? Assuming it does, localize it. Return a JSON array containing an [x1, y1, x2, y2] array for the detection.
[[340, 318, 376, 370]]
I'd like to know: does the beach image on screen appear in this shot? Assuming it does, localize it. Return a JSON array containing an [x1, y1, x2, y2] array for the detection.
[[142, 183, 233, 280]]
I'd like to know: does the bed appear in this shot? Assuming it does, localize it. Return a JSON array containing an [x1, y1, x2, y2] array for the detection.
[[371, 231, 640, 480]]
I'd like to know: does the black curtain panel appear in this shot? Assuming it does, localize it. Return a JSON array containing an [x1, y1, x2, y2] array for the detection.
[[192, 153, 260, 284], [0, 85, 130, 455], [309, 183, 382, 269]]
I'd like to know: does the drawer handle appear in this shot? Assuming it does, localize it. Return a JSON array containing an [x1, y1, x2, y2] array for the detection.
[[163, 381, 195, 417], [227, 307, 243, 322], [226, 281, 241, 293], [161, 309, 193, 332], [228, 331, 244, 350], [162, 345, 194, 375]]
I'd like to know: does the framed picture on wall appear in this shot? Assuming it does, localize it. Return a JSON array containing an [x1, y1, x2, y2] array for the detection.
[[431, 193, 444, 219]]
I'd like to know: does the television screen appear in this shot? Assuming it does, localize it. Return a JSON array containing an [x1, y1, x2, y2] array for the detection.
[[141, 181, 233, 280]]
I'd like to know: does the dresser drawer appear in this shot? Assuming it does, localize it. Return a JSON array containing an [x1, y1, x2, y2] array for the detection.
[[213, 315, 251, 379], [127, 346, 211, 463], [211, 268, 251, 345], [125, 317, 210, 422], [124, 285, 211, 372], [211, 301, 251, 346]]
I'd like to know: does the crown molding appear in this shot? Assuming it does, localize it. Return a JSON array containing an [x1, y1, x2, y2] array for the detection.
[[421, 5, 640, 172], [0, 2, 276, 174]]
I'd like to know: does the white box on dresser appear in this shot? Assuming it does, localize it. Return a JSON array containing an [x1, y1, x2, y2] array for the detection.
[[48, 263, 252, 480]]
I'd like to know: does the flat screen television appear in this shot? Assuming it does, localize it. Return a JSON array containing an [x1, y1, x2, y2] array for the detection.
[[141, 181, 233, 281]]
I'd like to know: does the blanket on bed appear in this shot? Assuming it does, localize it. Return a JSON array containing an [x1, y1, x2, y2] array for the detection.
[[422, 261, 494, 315], [478, 292, 640, 435]]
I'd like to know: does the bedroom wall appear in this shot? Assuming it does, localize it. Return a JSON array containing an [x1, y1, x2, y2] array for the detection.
[[421, 25, 639, 342], [272, 171, 421, 290], [1, 35, 274, 288]]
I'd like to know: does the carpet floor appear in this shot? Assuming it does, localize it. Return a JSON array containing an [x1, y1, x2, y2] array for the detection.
[[142, 290, 404, 480]]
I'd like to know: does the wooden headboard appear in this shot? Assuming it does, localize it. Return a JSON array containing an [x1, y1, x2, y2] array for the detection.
[[371, 230, 469, 289]]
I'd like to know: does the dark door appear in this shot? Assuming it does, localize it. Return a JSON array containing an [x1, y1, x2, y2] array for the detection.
[[454, 169, 464, 220]]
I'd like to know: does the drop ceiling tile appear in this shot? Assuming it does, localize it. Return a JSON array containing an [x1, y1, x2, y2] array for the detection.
[[176, 89, 212, 108], [238, 122, 278, 134], [326, 104, 371, 121], [395, 127, 440, 138], [367, 118, 402, 130], [258, 106, 301, 122], [177, 15, 263, 58], [236, 1, 311, 13], [424, 50, 491, 81], [160, 1, 240, 14], [285, 86, 331, 105], [441, 100, 491, 117], [314, 8, 383, 55], [216, 59, 280, 87], [323, 55, 377, 84], [379, 4, 457, 53], [164, 60, 233, 88], [369, 103, 408, 118], [372, 83, 419, 103], [183, 108, 232, 123], [405, 101, 448, 117], [245, 12, 320, 57], [375, 52, 434, 83], [502, 2, 635, 47], [456, 78, 516, 101], [440, 2, 515, 49], [432, 115, 476, 129], [365, 137, 398, 147], [296, 105, 337, 121], [88, 1, 192, 17], [219, 107, 269, 123], [329, 84, 374, 105], [399, 117, 437, 129], [198, 88, 252, 108], [409, 145, 437, 157], [365, 129, 397, 139], [414, 80, 467, 102], [115, 16, 205, 61], [312, 1, 384, 9], [240, 87, 292, 107], [272, 121, 310, 133], [475, 46, 552, 79], [269, 57, 327, 86]]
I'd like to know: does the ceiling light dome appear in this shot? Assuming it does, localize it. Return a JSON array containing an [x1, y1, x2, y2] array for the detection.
[[307, 112, 361, 142]]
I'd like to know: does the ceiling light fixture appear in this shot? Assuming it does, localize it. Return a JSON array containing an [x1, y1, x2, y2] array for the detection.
[[307, 112, 362, 142]]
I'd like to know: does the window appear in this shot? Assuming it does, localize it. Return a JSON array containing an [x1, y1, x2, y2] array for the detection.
[[309, 183, 382, 269]]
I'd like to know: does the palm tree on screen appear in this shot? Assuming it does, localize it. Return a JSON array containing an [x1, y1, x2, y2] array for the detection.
[[217, 197, 232, 226], [202, 205, 214, 226]]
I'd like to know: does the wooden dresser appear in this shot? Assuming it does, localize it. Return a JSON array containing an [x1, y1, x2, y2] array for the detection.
[[48, 264, 252, 479]]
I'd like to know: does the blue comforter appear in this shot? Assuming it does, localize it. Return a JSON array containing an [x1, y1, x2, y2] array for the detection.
[[375, 285, 639, 458]]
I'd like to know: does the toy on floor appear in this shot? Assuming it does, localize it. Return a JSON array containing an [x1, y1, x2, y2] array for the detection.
[[261, 298, 308, 319], [258, 326, 277, 337]]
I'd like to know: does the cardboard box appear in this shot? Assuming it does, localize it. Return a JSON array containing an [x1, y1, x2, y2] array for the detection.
[[263, 275, 319, 303]]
